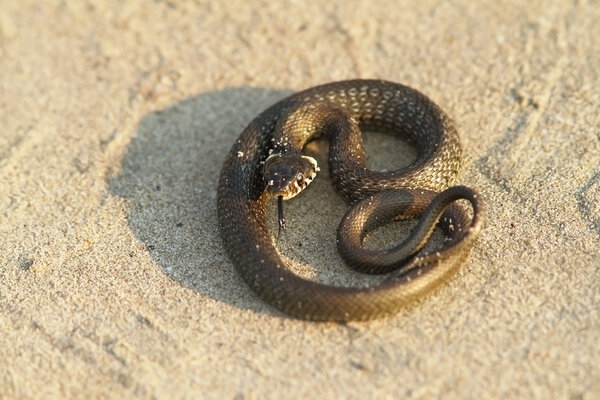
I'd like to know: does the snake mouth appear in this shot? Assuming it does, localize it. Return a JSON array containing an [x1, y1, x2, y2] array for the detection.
[[268, 169, 317, 199]]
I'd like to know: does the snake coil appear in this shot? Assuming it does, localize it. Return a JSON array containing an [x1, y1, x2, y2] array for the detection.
[[217, 80, 484, 321]]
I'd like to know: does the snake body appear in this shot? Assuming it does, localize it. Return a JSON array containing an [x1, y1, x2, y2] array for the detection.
[[217, 80, 484, 321]]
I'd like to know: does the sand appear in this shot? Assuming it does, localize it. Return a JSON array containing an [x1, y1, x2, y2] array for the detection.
[[1, 1, 599, 398]]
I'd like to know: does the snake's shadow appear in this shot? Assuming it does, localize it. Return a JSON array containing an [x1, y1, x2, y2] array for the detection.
[[108, 87, 293, 316], [108, 86, 421, 318]]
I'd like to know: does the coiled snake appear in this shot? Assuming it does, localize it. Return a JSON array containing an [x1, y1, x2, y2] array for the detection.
[[217, 80, 484, 321]]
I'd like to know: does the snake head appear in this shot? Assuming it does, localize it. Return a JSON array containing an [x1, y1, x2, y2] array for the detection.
[[263, 153, 319, 200]]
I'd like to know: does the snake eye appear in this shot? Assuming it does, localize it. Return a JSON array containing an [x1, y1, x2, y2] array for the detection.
[[296, 173, 305, 184]]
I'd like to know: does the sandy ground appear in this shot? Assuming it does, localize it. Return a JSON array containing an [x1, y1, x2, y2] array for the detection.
[[1, 1, 599, 398]]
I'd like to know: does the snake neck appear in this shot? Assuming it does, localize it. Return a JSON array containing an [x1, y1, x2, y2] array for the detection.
[[270, 103, 356, 154]]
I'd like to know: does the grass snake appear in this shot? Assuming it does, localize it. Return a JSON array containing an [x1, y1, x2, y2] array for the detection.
[[217, 79, 485, 321]]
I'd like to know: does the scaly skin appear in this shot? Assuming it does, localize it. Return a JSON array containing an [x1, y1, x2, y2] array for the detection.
[[217, 80, 485, 321]]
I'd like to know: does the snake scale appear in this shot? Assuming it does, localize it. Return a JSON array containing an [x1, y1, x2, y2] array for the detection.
[[217, 79, 484, 321]]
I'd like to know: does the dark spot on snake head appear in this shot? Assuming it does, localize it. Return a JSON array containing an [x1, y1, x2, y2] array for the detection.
[[263, 154, 317, 199]]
